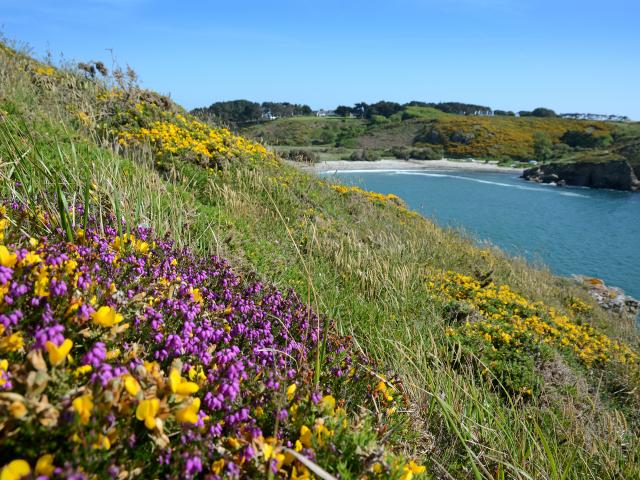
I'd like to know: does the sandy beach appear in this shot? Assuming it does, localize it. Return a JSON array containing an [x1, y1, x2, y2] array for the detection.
[[298, 158, 524, 174]]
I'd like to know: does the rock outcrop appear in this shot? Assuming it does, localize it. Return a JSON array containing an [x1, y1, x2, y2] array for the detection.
[[574, 276, 640, 318], [522, 160, 640, 191]]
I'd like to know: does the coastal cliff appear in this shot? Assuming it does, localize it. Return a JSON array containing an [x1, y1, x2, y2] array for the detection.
[[522, 160, 640, 191]]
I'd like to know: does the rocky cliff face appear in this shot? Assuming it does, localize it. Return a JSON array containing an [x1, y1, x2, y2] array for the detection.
[[522, 160, 640, 191]]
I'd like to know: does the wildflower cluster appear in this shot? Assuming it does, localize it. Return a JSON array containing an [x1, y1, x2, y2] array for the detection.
[[0, 204, 422, 479], [330, 185, 418, 217], [430, 271, 638, 395], [565, 296, 593, 315], [117, 111, 276, 168], [1, 44, 277, 173]]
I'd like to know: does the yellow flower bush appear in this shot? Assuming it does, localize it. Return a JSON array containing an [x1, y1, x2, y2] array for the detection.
[[117, 111, 277, 167], [429, 271, 638, 395], [331, 184, 419, 217], [418, 114, 613, 159]]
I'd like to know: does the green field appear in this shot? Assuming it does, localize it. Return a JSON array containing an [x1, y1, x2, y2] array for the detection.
[[2, 41, 640, 479]]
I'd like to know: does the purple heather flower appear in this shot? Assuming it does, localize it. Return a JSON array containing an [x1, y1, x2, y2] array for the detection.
[[184, 455, 203, 477], [83, 342, 107, 367], [0, 266, 13, 285]]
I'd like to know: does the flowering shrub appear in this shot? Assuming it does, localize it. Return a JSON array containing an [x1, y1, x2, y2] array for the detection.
[[565, 296, 592, 315], [1, 43, 276, 173], [0, 204, 423, 479], [117, 112, 277, 169], [430, 271, 639, 396], [416, 115, 613, 159], [330, 185, 418, 217]]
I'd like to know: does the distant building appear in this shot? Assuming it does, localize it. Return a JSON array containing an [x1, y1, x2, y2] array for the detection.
[[315, 109, 336, 117], [261, 111, 278, 121]]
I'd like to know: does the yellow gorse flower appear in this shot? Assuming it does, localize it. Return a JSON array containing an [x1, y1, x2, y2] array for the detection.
[[21, 251, 42, 267], [176, 397, 201, 424], [299, 425, 312, 448], [35, 454, 55, 476], [211, 459, 225, 474], [320, 395, 336, 415], [33, 267, 50, 297], [169, 368, 199, 396], [0, 460, 30, 480], [92, 433, 111, 450], [72, 394, 93, 425], [0, 245, 17, 268], [0, 359, 9, 387], [262, 442, 274, 460], [45, 339, 73, 366], [286, 383, 297, 401], [190, 288, 204, 304], [400, 460, 427, 480], [91, 306, 123, 327], [0, 332, 24, 353], [73, 365, 93, 377], [123, 374, 141, 396], [290, 465, 311, 480], [136, 398, 160, 429]]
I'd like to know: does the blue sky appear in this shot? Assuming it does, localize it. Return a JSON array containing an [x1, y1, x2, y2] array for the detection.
[[2, 0, 639, 117]]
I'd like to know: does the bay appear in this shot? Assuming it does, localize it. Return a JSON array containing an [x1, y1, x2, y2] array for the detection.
[[325, 169, 640, 299]]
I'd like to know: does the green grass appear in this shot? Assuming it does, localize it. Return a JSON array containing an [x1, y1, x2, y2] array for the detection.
[[402, 106, 449, 120], [2, 41, 640, 479], [247, 116, 367, 148]]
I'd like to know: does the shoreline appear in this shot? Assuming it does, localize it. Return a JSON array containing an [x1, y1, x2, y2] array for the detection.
[[297, 158, 524, 174]]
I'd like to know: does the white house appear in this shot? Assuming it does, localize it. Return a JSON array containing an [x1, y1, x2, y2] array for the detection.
[[315, 109, 336, 117]]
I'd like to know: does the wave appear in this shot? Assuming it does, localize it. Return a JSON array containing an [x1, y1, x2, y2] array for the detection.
[[558, 191, 590, 198], [393, 171, 590, 198], [323, 169, 591, 198], [319, 169, 405, 174]]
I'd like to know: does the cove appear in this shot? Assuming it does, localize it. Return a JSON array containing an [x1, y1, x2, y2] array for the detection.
[[324, 169, 640, 299]]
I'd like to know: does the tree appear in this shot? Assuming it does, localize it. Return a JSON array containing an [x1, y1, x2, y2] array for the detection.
[[561, 130, 612, 149], [191, 100, 261, 125], [533, 132, 553, 161], [432, 102, 492, 116], [353, 102, 368, 119], [531, 107, 557, 118], [365, 101, 402, 119], [335, 105, 353, 117], [261, 102, 312, 118]]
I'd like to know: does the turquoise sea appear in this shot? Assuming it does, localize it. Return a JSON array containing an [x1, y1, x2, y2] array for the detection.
[[324, 169, 640, 299]]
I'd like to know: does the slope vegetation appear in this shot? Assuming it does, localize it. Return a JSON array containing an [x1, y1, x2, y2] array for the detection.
[[1, 41, 639, 479]]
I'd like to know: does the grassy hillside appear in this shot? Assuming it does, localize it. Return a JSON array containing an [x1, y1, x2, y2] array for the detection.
[[1, 41, 640, 479], [240, 107, 640, 166]]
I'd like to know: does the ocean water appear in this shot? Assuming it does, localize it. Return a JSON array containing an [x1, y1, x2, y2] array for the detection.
[[323, 169, 640, 299]]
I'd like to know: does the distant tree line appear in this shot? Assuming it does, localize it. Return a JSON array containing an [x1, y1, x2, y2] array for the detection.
[[333, 102, 574, 120], [193, 98, 625, 128], [191, 100, 312, 126], [335, 101, 494, 119]]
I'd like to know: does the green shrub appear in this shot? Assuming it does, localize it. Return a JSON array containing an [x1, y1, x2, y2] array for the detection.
[[279, 149, 319, 163]]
